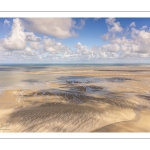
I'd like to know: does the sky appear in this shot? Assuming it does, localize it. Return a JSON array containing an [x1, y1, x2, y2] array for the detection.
[[0, 18, 150, 64]]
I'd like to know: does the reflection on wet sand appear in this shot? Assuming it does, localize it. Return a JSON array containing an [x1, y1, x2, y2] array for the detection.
[[0, 65, 150, 132]]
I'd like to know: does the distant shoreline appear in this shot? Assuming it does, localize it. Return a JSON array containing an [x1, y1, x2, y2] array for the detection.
[[0, 63, 150, 66]]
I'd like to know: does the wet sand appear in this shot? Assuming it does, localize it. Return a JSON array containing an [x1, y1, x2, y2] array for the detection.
[[0, 65, 150, 132]]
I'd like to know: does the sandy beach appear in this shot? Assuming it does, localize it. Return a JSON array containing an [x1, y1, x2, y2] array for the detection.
[[0, 65, 150, 132]]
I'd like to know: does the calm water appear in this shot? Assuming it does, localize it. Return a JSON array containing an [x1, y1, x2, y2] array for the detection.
[[0, 63, 150, 93]]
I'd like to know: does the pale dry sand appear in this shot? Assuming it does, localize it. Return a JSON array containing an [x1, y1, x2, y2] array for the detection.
[[96, 110, 150, 132], [0, 65, 150, 132]]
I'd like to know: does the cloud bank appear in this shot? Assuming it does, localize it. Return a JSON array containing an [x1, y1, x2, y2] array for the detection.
[[22, 18, 85, 39]]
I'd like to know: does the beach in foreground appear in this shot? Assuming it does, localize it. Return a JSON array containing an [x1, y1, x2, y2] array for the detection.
[[0, 64, 150, 132]]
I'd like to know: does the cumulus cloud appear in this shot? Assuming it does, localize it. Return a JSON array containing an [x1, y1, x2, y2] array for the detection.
[[25, 32, 42, 50], [130, 22, 136, 27], [0, 18, 43, 52], [0, 18, 45, 62], [100, 18, 150, 58], [1, 17, 150, 63], [141, 25, 147, 30], [24, 47, 34, 56], [30, 41, 42, 50], [25, 32, 41, 42], [105, 18, 123, 33], [97, 18, 150, 59], [22, 18, 83, 39], [0, 18, 74, 62], [102, 43, 120, 52], [43, 38, 70, 54], [73, 42, 94, 60], [71, 42, 121, 60], [3, 19, 10, 26], [100, 20, 150, 58], [101, 33, 110, 40], [73, 19, 85, 29], [1, 18, 26, 50], [75, 42, 90, 54]]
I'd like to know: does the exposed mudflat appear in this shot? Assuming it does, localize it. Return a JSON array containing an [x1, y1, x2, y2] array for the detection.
[[0, 65, 150, 132]]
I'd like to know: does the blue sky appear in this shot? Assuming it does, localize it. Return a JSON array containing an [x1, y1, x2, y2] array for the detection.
[[0, 18, 108, 48], [0, 18, 150, 63]]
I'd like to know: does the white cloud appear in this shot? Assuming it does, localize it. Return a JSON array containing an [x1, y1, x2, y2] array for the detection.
[[30, 41, 42, 50], [1, 18, 150, 63], [22, 18, 80, 39], [1, 18, 26, 50], [25, 32, 42, 50], [111, 36, 131, 45], [106, 18, 116, 25], [3, 19, 10, 26], [102, 43, 120, 52], [141, 25, 147, 29], [43, 38, 70, 54], [75, 42, 90, 54], [73, 19, 85, 29], [130, 22, 136, 27], [101, 33, 110, 40], [25, 32, 41, 42], [100, 24, 150, 58], [0, 18, 121, 62], [0, 18, 43, 52], [72, 42, 118, 60], [106, 18, 123, 33], [99, 19, 150, 58], [24, 47, 34, 56]]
